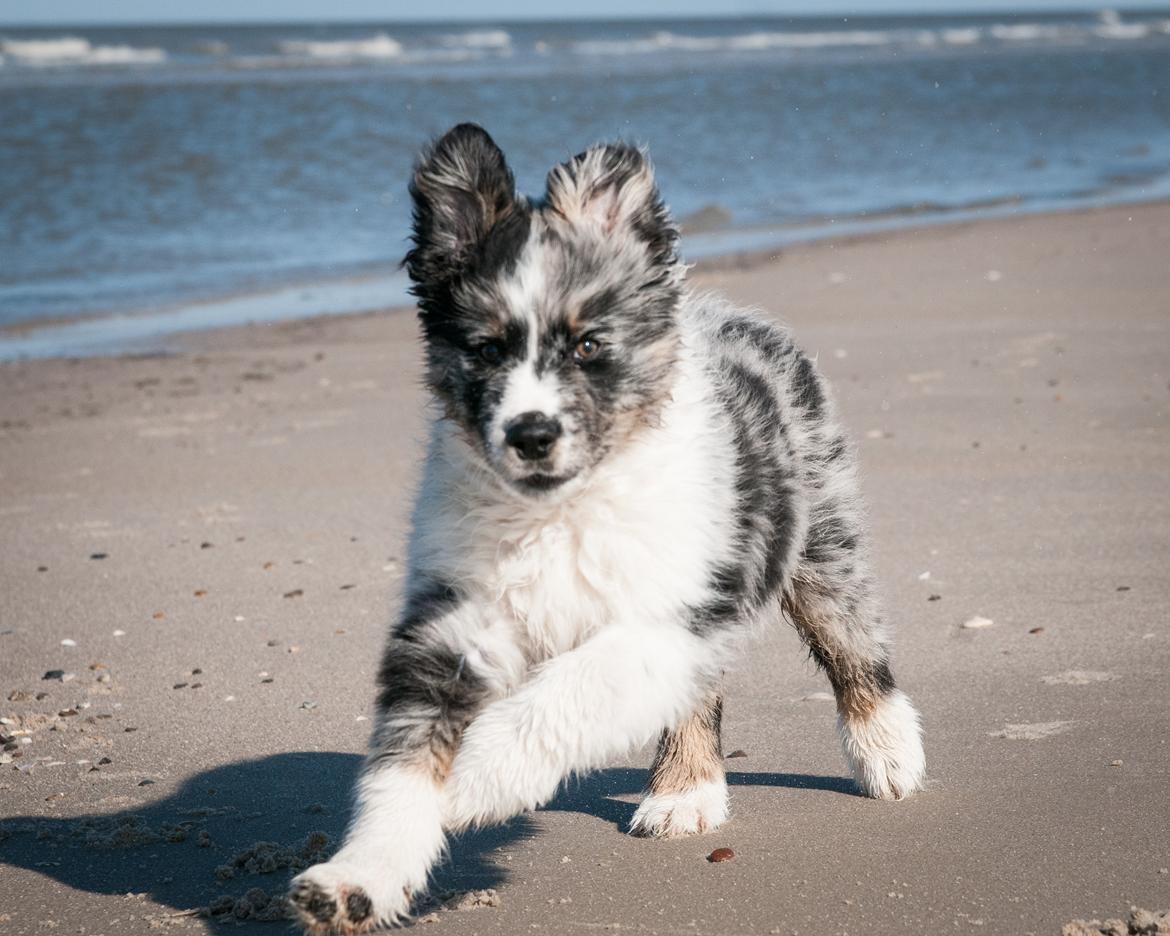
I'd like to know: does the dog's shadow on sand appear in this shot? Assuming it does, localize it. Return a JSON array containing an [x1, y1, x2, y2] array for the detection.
[[546, 766, 858, 832], [0, 753, 853, 928]]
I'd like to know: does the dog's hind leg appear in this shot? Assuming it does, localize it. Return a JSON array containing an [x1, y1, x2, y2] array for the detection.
[[783, 519, 925, 800], [629, 690, 729, 837]]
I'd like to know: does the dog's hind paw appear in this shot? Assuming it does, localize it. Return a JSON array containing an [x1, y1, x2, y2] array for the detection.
[[289, 860, 409, 934], [839, 689, 926, 801], [628, 777, 729, 838]]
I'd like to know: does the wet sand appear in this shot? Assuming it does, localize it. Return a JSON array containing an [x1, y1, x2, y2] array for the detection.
[[2, 202, 1169, 935]]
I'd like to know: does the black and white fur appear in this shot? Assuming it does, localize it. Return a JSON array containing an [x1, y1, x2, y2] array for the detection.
[[290, 124, 925, 933]]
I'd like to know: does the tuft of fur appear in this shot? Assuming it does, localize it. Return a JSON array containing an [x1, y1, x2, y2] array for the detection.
[[629, 778, 730, 838], [289, 767, 444, 932], [404, 122, 519, 303], [839, 689, 926, 800], [290, 125, 925, 932]]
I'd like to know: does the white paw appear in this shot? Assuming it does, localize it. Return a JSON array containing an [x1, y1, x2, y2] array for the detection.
[[289, 858, 412, 934], [629, 777, 729, 838], [839, 689, 926, 800]]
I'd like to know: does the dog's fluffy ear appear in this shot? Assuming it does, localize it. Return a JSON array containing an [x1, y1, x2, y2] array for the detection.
[[405, 123, 517, 291], [545, 143, 677, 265]]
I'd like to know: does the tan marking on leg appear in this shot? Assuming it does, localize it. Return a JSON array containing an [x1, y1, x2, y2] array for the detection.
[[646, 691, 724, 798], [783, 576, 894, 721]]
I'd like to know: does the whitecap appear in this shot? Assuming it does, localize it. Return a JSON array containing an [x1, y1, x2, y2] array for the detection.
[[439, 29, 511, 50], [1093, 11, 1149, 40], [941, 28, 981, 46], [0, 35, 166, 66], [277, 33, 403, 61], [572, 28, 892, 57], [989, 23, 1081, 43]]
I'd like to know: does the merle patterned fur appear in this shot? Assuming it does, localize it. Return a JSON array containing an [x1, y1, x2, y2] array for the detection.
[[289, 123, 924, 935]]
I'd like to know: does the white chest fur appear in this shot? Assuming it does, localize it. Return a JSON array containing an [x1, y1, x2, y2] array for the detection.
[[408, 346, 738, 661]]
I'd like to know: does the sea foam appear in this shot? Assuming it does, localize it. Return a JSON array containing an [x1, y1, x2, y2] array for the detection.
[[0, 36, 166, 66], [439, 29, 511, 50], [276, 33, 403, 61], [572, 28, 893, 56]]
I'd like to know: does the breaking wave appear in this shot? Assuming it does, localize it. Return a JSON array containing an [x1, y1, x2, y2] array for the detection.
[[438, 29, 511, 50], [563, 13, 1169, 58], [3, 15, 1168, 74], [275, 33, 403, 61], [0, 36, 166, 67], [569, 29, 893, 56]]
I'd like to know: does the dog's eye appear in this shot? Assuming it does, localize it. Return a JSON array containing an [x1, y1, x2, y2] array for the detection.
[[573, 336, 601, 363], [478, 342, 503, 365]]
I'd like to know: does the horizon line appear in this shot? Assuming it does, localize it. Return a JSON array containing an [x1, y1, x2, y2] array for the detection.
[[4, 4, 1170, 29]]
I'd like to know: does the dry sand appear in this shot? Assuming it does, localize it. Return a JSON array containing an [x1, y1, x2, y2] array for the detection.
[[1, 202, 1169, 935]]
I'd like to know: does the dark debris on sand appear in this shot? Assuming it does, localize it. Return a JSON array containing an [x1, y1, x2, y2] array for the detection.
[[205, 887, 293, 922], [213, 831, 331, 881]]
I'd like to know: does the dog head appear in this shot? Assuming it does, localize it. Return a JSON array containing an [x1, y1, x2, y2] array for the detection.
[[405, 123, 683, 496]]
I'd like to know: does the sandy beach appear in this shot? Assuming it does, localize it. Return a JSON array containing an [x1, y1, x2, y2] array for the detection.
[[2, 202, 1169, 935]]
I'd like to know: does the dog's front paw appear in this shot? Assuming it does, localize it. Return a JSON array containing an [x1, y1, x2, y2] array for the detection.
[[629, 777, 729, 838], [289, 860, 410, 934]]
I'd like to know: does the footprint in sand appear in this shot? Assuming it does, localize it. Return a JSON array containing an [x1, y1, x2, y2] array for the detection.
[[1041, 671, 1117, 686], [990, 721, 1073, 741]]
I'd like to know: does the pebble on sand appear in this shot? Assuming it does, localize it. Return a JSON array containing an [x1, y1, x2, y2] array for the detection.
[[961, 616, 994, 629], [707, 848, 735, 863]]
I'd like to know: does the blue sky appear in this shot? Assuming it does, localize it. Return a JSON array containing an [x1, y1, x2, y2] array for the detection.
[[5, 0, 1170, 25]]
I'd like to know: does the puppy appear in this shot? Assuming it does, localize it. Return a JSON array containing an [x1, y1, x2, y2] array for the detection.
[[290, 123, 925, 933]]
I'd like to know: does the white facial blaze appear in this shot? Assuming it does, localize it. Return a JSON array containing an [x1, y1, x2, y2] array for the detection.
[[493, 360, 563, 450], [478, 229, 573, 475], [491, 355, 568, 472]]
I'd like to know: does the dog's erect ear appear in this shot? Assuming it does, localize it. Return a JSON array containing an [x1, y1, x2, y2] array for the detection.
[[545, 143, 677, 265], [405, 123, 517, 291]]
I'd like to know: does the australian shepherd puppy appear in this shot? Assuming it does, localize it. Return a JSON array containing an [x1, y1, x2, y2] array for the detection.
[[290, 123, 925, 933]]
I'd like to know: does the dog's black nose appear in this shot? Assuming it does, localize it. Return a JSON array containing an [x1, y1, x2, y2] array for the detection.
[[505, 412, 562, 462]]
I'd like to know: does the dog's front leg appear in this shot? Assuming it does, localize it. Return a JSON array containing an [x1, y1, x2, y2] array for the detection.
[[443, 622, 715, 832], [290, 603, 523, 934]]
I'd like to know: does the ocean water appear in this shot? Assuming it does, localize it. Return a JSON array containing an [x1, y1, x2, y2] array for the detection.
[[2, 10, 1170, 353]]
